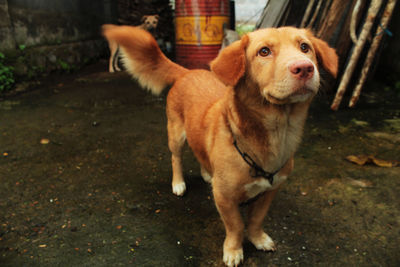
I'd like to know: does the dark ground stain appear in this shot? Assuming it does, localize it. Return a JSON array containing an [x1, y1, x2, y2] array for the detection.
[[0, 62, 399, 266]]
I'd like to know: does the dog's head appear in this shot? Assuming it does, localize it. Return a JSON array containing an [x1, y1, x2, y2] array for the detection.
[[211, 27, 338, 104], [141, 15, 159, 31]]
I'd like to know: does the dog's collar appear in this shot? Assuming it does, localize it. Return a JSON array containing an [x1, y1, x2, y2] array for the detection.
[[233, 140, 278, 185]]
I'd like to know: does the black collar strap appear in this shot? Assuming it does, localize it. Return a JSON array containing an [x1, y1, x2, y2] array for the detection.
[[233, 140, 277, 185]]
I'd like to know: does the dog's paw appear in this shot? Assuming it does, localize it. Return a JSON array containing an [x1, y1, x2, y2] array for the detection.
[[249, 232, 276, 251], [223, 247, 243, 267], [172, 182, 186, 196]]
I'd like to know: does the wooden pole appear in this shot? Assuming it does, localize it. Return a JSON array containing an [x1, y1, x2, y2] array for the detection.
[[318, 0, 333, 28], [349, 0, 397, 107], [307, 0, 323, 28], [330, 0, 383, 110], [300, 0, 316, 28], [317, 0, 350, 39]]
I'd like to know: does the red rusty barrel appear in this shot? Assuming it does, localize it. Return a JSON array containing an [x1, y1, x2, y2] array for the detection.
[[175, 0, 230, 69]]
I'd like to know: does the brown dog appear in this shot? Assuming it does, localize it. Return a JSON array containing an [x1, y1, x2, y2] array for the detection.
[[102, 25, 338, 266], [107, 15, 159, 73]]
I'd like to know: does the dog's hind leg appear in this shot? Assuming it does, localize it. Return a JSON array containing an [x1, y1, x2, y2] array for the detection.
[[167, 114, 186, 196]]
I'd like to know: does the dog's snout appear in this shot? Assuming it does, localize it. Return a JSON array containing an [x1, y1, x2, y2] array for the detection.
[[289, 61, 314, 80]]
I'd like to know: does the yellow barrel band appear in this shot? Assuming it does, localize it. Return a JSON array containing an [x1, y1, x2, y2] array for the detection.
[[176, 16, 229, 45]]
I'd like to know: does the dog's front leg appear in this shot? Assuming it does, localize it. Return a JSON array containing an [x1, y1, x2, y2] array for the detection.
[[247, 157, 294, 251], [247, 189, 278, 251], [213, 187, 244, 267]]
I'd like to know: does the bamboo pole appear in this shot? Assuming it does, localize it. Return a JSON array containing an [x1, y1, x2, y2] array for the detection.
[[330, 0, 383, 111], [350, 0, 363, 44], [300, 0, 316, 28], [349, 0, 397, 107]]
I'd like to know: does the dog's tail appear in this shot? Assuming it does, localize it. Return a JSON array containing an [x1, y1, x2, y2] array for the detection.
[[102, 24, 189, 95]]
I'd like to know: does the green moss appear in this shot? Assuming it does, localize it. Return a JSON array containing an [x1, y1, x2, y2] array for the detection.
[[236, 24, 255, 36], [57, 59, 75, 72], [0, 52, 15, 92]]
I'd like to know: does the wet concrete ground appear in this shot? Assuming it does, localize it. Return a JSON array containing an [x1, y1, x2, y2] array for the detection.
[[0, 62, 399, 266]]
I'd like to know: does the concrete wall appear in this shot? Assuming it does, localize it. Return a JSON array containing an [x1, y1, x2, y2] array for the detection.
[[0, 0, 14, 50], [0, 0, 117, 76]]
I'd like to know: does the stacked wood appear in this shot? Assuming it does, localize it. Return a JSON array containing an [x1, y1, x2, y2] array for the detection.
[[349, 0, 397, 107], [331, 0, 384, 110]]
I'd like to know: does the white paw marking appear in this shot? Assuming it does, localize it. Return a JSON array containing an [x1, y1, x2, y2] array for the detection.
[[223, 248, 243, 267], [172, 182, 186, 196], [249, 232, 276, 251], [200, 167, 212, 183]]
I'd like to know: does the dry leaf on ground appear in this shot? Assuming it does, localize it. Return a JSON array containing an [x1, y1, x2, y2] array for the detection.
[[40, 138, 50, 145], [346, 155, 399, 167]]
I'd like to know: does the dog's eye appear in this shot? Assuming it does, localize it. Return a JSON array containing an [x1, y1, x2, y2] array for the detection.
[[300, 43, 310, 53], [258, 47, 271, 57]]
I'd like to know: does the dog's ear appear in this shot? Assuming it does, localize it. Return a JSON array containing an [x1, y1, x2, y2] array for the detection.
[[210, 35, 249, 86], [154, 15, 160, 20], [141, 15, 148, 23], [309, 34, 339, 78]]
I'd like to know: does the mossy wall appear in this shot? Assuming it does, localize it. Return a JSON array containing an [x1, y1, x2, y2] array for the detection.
[[0, 0, 118, 78]]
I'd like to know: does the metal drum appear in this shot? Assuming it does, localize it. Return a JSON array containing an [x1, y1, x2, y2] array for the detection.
[[175, 0, 230, 69]]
